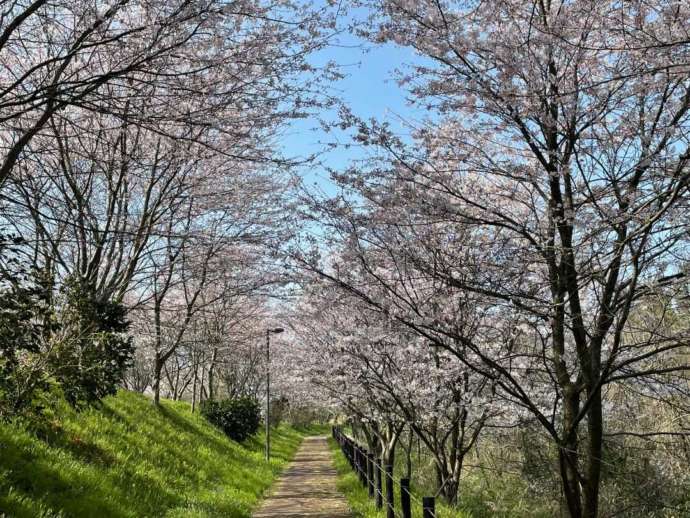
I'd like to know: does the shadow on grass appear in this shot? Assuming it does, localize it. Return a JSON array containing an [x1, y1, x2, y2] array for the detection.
[[0, 424, 179, 518], [28, 415, 116, 468], [0, 392, 313, 518]]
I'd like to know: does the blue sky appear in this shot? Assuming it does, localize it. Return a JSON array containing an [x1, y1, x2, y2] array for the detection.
[[279, 19, 428, 195]]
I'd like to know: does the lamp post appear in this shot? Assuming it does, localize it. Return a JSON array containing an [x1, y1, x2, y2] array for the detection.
[[265, 327, 284, 461]]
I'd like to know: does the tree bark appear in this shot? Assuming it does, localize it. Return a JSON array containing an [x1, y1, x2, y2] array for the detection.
[[560, 388, 583, 518], [153, 352, 163, 406], [583, 386, 603, 518], [208, 347, 218, 401], [191, 353, 198, 412]]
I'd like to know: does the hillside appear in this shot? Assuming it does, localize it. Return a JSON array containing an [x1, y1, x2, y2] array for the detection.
[[0, 391, 312, 518]]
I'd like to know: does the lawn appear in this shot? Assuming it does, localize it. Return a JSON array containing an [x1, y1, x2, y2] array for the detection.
[[0, 390, 318, 518]]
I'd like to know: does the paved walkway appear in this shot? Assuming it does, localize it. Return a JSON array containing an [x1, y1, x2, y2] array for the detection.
[[253, 436, 352, 518]]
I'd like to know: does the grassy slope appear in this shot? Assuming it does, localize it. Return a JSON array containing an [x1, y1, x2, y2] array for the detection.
[[328, 438, 467, 518], [0, 391, 316, 518]]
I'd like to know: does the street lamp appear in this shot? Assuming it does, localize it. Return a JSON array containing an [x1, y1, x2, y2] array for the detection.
[[265, 327, 284, 461]]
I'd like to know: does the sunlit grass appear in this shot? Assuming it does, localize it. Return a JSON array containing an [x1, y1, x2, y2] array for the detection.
[[0, 391, 314, 518]]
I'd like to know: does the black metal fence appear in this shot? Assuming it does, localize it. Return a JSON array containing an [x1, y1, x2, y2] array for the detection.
[[332, 427, 437, 518]]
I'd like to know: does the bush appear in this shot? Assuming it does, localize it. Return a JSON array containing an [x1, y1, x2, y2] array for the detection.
[[269, 396, 289, 428], [0, 270, 135, 414], [286, 404, 332, 428], [49, 277, 134, 406], [200, 397, 261, 442], [0, 242, 54, 417]]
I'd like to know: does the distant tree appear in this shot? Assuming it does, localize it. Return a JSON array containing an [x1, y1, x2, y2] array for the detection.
[[290, 276, 495, 504]]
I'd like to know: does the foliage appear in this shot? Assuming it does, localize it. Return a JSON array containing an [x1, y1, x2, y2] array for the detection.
[[285, 404, 332, 428], [0, 390, 309, 518], [0, 237, 53, 417], [0, 0, 333, 415], [49, 277, 134, 406], [0, 274, 134, 414], [269, 396, 289, 428], [200, 397, 261, 443], [289, 2, 690, 516], [0, 284, 49, 416]]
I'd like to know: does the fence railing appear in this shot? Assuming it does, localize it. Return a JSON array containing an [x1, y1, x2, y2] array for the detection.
[[332, 427, 437, 518]]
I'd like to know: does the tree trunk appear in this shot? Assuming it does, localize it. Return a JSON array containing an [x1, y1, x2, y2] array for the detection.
[[199, 365, 206, 406], [153, 299, 163, 406], [208, 347, 218, 401], [583, 386, 603, 518], [153, 352, 163, 406], [442, 475, 460, 507], [560, 388, 583, 518], [191, 356, 198, 412], [384, 441, 396, 467]]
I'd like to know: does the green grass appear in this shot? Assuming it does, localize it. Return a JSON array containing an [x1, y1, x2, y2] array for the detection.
[[387, 439, 555, 518], [328, 438, 469, 518], [328, 434, 558, 518], [0, 390, 320, 518]]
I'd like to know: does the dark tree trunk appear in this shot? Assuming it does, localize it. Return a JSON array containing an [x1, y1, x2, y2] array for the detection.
[[583, 386, 603, 518], [208, 347, 218, 401], [559, 388, 583, 518], [153, 352, 163, 406]]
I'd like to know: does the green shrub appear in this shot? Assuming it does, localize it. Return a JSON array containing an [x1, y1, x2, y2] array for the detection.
[[0, 254, 53, 417], [49, 276, 134, 406], [269, 396, 289, 428], [0, 269, 134, 415], [200, 397, 261, 442]]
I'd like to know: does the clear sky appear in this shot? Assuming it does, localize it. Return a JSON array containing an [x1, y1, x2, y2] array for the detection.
[[278, 18, 428, 195]]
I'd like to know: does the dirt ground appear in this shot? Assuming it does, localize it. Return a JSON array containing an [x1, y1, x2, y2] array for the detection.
[[253, 436, 352, 518]]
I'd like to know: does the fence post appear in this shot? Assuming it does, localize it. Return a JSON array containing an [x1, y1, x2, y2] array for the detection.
[[367, 453, 375, 498], [375, 459, 383, 509], [385, 464, 394, 518], [360, 449, 368, 486], [400, 478, 411, 518], [422, 496, 436, 518]]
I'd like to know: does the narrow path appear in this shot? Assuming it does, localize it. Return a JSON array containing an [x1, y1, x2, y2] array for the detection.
[[253, 435, 352, 518]]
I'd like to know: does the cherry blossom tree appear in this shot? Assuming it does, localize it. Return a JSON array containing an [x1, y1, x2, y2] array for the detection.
[[288, 269, 500, 504], [0, 0, 331, 190], [289, 2, 690, 515], [0, 0, 333, 410]]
